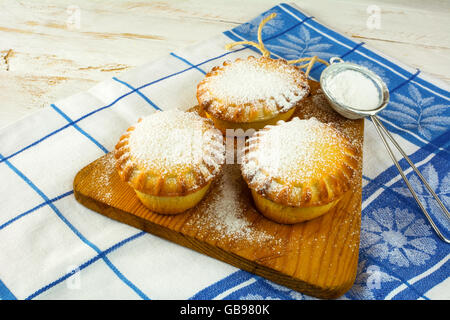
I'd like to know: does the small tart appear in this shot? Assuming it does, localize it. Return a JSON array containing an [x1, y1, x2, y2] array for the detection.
[[197, 56, 309, 132], [240, 117, 359, 224], [114, 109, 225, 214]]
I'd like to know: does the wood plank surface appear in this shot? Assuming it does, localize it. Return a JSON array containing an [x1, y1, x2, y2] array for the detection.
[[73, 81, 364, 299], [1, 0, 449, 128]]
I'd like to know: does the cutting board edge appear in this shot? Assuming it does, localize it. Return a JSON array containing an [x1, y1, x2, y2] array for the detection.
[[73, 161, 360, 299]]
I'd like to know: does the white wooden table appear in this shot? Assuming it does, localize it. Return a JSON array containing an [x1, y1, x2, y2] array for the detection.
[[1, 0, 449, 129]]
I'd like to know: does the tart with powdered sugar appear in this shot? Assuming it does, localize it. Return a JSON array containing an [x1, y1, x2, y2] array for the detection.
[[197, 56, 310, 133], [240, 117, 359, 224], [114, 109, 225, 214]]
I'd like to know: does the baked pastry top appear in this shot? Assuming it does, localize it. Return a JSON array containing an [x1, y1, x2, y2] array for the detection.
[[114, 110, 225, 196], [197, 56, 310, 123], [240, 117, 359, 207]]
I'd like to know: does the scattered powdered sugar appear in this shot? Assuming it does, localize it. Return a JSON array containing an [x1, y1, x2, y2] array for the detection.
[[283, 86, 363, 154], [326, 69, 380, 111], [127, 109, 223, 173], [243, 117, 351, 185], [187, 165, 277, 244], [203, 58, 308, 113], [92, 153, 116, 202]]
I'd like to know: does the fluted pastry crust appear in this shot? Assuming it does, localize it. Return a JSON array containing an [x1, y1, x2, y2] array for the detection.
[[197, 56, 309, 123], [240, 117, 359, 208], [114, 110, 225, 197]]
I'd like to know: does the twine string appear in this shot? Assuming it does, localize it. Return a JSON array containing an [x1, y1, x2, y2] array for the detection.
[[225, 13, 329, 78]]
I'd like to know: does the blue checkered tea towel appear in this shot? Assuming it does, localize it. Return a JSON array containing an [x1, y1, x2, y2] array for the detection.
[[0, 3, 448, 300]]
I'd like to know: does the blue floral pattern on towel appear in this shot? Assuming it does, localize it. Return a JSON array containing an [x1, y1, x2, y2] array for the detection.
[[216, 3, 450, 301]]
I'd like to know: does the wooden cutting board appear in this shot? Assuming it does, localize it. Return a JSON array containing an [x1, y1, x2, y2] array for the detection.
[[73, 81, 364, 299]]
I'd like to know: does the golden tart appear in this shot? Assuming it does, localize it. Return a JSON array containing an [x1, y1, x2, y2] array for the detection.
[[240, 117, 359, 224], [196, 56, 310, 133], [114, 109, 225, 214]]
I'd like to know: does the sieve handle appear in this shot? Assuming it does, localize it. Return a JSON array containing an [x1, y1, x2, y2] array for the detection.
[[370, 115, 450, 244]]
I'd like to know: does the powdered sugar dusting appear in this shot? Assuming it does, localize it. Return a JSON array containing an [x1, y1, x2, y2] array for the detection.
[[298, 89, 363, 151], [201, 58, 308, 114], [243, 117, 353, 185], [127, 109, 224, 176], [187, 165, 277, 244], [92, 153, 116, 202]]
